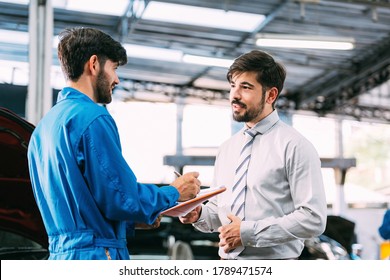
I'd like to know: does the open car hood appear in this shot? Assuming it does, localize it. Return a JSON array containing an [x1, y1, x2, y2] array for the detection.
[[0, 107, 48, 248]]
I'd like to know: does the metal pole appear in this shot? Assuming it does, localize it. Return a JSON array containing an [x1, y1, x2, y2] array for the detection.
[[26, 0, 53, 125], [333, 116, 347, 216], [175, 96, 184, 174]]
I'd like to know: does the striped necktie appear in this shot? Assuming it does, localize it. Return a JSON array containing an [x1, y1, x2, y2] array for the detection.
[[229, 128, 257, 258]]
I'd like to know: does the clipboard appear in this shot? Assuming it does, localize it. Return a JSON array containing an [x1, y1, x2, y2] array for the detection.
[[161, 186, 226, 217]]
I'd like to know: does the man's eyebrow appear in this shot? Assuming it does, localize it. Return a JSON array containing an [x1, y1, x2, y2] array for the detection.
[[239, 81, 255, 87]]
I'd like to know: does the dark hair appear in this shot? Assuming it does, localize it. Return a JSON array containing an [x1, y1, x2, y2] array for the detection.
[[227, 50, 286, 105], [57, 27, 127, 81]]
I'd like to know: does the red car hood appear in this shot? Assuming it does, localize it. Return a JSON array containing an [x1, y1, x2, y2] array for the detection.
[[0, 107, 48, 247]]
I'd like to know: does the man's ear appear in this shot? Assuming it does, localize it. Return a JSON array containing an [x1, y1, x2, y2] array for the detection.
[[266, 87, 278, 104], [87, 55, 99, 75]]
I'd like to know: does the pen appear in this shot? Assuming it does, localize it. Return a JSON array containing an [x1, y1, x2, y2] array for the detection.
[[173, 171, 210, 189]]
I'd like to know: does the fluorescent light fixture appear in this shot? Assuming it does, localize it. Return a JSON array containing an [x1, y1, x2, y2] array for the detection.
[[142, 1, 265, 32], [256, 34, 355, 50], [123, 44, 183, 63], [182, 54, 232, 68]]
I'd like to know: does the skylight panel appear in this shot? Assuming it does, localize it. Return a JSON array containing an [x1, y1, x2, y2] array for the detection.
[[142, 1, 265, 32], [61, 0, 129, 16]]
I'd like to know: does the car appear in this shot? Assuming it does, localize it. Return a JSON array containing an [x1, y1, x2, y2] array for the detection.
[[127, 215, 220, 260], [0, 107, 49, 260], [128, 214, 354, 260]]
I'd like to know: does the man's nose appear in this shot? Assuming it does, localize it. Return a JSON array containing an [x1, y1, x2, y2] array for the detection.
[[114, 74, 120, 85], [230, 87, 241, 99]]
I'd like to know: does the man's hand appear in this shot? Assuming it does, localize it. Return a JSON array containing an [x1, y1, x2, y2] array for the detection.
[[218, 214, 243, 253], [135, 215, 162, 230], [179, 205, 201, 224], [171, 171, 201, 201]]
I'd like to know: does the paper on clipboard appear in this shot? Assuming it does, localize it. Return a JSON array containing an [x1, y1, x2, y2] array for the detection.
[[161, 186, 226, 217]]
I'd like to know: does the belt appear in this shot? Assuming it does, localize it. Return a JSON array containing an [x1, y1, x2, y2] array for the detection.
[[49, 230, 127, 253]]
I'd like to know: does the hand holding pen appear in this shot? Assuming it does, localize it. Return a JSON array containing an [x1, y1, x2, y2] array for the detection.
[[174, 171, 210, 190], [171, 171, 201, 201]]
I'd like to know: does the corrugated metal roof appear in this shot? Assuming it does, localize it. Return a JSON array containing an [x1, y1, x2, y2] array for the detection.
[[0, 0, 389, 121]]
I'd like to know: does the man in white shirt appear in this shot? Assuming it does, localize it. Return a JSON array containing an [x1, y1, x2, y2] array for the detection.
[[179, 50, 327, 260]]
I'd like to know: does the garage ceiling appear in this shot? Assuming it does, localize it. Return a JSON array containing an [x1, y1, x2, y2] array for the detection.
[[0, 0, 390, 121]]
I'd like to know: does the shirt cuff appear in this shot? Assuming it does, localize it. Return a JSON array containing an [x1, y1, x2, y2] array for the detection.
[[162, 185, 180, 204], [192, 206, 212, 232], [240, 220, 257, 247]]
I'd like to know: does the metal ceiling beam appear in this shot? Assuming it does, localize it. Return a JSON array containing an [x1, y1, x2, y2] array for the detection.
[[335, 103, 390, 122], [1, 0, 389, 125], [119, 0, 148, 40], [115, 79, 229, 103], [323, 0, 390, 8], [287, 34, 390, 115], [228, 0, 289, 52]]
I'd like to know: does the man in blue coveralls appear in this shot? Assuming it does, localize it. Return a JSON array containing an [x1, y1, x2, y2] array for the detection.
[[27, 27, 201, 260]]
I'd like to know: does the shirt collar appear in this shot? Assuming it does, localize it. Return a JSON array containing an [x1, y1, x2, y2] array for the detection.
[[56, 87, 95, 104], [246, 109, 280, 135]]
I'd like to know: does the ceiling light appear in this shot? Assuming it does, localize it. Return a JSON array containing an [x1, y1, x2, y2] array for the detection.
[[123, 44, 183, 63], [142, 1, 265, 32], [256, 34, 355, 50], [182, 54, 232, 68]]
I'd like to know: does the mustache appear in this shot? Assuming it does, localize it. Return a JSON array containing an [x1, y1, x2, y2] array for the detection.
[[231, 99, 246, 108]]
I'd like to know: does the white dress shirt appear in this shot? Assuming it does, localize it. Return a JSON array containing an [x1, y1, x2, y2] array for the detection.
[[193, 110, 327, 259]]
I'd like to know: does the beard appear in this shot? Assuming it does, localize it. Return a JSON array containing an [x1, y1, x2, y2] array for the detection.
[[95, 69, 112, 104], [232, 96, 266, 123]]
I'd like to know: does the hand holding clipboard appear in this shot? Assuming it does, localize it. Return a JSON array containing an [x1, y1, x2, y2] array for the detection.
[[161, 186, 226, 217]]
